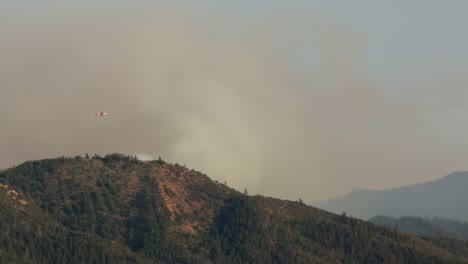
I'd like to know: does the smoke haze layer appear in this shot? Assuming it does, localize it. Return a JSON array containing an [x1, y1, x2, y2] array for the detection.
[[2, 3, 468, 201]]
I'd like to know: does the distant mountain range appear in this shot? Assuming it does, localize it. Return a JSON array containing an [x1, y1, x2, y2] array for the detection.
[[313, 171, 468, 221], [369, 216, 468, 241], [2, 154, 468, 263]]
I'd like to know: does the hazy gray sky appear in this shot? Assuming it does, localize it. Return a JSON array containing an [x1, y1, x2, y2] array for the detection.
[[1, 1, 468, 201]]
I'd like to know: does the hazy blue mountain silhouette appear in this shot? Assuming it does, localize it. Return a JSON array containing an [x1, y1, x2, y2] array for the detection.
[[314, 171, 468, 221]]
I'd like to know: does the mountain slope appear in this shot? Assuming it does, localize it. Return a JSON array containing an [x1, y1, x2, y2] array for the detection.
[[1, 154, 468, 263], [314, 172, 468, 221], [370, 216, 468, 241]]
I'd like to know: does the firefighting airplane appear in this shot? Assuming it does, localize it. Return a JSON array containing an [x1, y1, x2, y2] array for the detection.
[[95, 112, 108, 117]]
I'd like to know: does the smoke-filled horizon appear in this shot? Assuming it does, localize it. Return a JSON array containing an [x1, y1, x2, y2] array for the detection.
[[2, 2, 468, 201]]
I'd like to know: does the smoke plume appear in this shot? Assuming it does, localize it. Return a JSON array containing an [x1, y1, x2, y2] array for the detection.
[[2, 3, 466, 201]]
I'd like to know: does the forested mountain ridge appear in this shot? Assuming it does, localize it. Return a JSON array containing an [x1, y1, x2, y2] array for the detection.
[[1, 154, 468, 263], [370, 216, 468, 241]]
